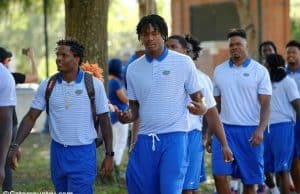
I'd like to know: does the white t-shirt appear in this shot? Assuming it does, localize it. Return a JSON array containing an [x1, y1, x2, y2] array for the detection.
[[0, 63, 16, 106], [189, 70, 216, 131], [127, 49, 202, 134], [31, 71, 109, 145], [287, 69, 300, 92], [213, 58, 272, 126], [270, 76, 300, 124]]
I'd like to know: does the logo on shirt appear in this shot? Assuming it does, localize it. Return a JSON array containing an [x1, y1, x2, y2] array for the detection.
[[243, 73, 250, 77], [162, 70, 171, 75], [75, 89, 83, 95]]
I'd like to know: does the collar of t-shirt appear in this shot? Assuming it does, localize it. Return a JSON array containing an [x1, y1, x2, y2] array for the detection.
[[286, 66, 300, 75], [228, 57, 251, 68], [145, 48, 168, 63], [57, 69, 84, 84]]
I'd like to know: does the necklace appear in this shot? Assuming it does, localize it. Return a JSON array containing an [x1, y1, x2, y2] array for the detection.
[[61, 83, 72, 110]]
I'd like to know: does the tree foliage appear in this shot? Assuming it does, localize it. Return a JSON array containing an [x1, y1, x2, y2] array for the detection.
[[291, 18, 300, 41], [0, 0, 64, 79], [0, 0, 170, 80]]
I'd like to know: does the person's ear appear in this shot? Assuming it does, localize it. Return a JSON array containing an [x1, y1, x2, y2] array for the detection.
[[74, 56, 80, 65], [3, 57, 11, 65]]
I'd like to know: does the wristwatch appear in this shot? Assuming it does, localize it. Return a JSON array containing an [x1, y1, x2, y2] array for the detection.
[[10, 143, 19, 150], [105, 151, 115, 157]]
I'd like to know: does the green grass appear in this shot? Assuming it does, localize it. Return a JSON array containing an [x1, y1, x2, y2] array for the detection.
[[12, 133, 215, 193]]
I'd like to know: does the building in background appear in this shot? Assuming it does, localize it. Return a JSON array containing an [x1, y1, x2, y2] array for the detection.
[[171, 0, 290, 76]]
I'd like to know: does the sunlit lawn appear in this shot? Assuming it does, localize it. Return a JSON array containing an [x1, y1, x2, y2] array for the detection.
[[12, 133, 215, 193]]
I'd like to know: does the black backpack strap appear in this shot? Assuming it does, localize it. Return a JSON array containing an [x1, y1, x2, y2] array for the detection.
[[84, 72, 98, 131], [45, 73, 58, 114]]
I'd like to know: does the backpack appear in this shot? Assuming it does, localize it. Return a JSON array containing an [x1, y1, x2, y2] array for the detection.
[[45, 72, 99, 133]]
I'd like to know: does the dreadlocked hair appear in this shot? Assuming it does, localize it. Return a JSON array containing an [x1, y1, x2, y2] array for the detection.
[[266, 54, 286, 82], [259, 41, 277, 58], [56, 39, 85, 65], [136, 14, 168, 41], [185, 34, 202, 60]]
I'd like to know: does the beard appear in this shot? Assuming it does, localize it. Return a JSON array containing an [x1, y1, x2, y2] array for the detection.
[[288, 61, 296, 66], [231, 54, 241, 61]]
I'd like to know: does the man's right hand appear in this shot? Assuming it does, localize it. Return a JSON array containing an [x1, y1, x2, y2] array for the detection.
[[205, 135, 212, 153], [115, 108, 132, 124], [26, 48, 34, 59], [7, 147, 21, 170]]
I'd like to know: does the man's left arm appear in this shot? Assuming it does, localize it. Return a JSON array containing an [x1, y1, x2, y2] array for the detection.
[[251, 94, 271, 146], [98, 112, 113, 176], [94, 79, 113, 176]]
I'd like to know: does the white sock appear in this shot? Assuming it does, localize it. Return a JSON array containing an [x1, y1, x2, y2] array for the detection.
[[269, 186, 280, 194], [230, 180, 239, 191]]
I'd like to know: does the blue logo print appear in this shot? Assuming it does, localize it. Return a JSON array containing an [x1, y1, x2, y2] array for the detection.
[[162, 70, 170, 75]]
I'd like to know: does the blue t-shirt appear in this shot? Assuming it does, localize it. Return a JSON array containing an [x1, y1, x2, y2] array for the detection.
[[108, 78, 128, 124]]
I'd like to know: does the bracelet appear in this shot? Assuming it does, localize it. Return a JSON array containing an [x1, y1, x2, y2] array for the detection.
[[10, 143, 19, 150], [105, 151, 115, 157]]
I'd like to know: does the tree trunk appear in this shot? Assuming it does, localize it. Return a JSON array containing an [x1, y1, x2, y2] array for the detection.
[[138, 0, 156, 18], [65, 0, 109, 83]]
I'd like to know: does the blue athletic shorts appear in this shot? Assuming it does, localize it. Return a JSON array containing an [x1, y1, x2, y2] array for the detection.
[[264, 122, 294, 173], [183, 130, 203, 190], [294, 120, 300, 158], [50, 140, 97, 194], [211, 124, 265, 185], [199, 147, 207, 183], [126, 132, 188, 194]]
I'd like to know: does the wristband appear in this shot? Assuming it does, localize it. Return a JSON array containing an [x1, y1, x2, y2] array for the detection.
[[105, 151, 114, 157], [10, 143, 19, 150]]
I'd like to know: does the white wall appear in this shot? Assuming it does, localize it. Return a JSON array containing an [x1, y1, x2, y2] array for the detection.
[[16, 84, 46, 132]]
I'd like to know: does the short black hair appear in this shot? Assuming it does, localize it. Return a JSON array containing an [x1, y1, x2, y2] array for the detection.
[[136, 14, 168, 41], [168, 35, 189, 49], [286, 40, 300, 50], [259, 41, 277, 57], [266, 54, 286, 82], [0, 47, 12, 63], [227, 28, 247, 39], [185, 34, 202, 60], [56, 39, 85, 65]]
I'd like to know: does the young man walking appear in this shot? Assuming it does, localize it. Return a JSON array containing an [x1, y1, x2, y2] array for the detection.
[[8, 39, 113, 194], [286, 40, 300, 193], [116, 14, 208, 194], [212, 28, 272, 194]]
